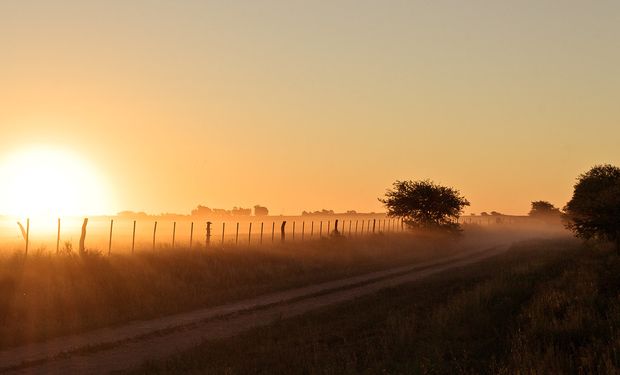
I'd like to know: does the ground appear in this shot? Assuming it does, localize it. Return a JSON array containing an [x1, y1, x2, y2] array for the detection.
[[129, 238, 620, 374]]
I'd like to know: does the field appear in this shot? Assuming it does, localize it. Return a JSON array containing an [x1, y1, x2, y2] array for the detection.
[[0, 231, 481, 350], [126, 238, 620, 374]]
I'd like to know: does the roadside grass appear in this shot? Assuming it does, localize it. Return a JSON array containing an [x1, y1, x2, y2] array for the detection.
[[126, 237, 620, 375], [0, 233, 469, 349]]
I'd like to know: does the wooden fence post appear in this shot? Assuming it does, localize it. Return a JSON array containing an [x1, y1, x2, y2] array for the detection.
[[206, 221, 212, 247], [260, 222, 264, 244], [172, 222, 176, 249], [108, 219, 114, 256], [271, 222, 275, 243], [248, 222, 252, 244], [79, 218, 88, 255], [292, 221, 295, 240], [311, 221, 314, 237], [373, 219, 376, 233], [132, 220, 136, 254], [235, 222, 239, 245], [222, 222, 226, 246], [56, 218, 61, 255], [355, 220, 359, 235], [189, 222, 194, 249], [26, 218, 30, 256], [280, 221, 286, 242], [152, 221, 158, 251], [327, 220, 331, 234], [301, 221, 305, 241], [349, 220, 352, 236]]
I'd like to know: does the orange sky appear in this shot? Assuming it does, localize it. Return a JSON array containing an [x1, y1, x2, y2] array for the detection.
[[1, 1, 619, 216]]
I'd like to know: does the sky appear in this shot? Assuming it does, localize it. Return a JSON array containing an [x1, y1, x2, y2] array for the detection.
[[1, 0, 619, 216]]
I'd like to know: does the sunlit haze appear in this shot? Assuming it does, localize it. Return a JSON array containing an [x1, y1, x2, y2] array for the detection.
[[0, 147, 111, 218], [1, 1, 619, 216]]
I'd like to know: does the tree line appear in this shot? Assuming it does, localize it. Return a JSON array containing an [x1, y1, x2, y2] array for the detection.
[[380, 164, 620, 252]]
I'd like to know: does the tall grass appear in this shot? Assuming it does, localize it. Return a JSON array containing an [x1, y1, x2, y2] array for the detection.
[[0, 233, 462, 349], [127, 238, 620, 375]]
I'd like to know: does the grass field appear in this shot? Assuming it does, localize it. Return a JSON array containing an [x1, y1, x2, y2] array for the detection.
[[127, 237, 620, 374], [0, 232, 479, 349]]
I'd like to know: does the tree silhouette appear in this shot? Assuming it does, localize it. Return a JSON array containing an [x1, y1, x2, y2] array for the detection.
[[254, 205, 269, 216], [529, 201, 560, 216], [564, 164, 620, 252], [379, 180, 469, 233]]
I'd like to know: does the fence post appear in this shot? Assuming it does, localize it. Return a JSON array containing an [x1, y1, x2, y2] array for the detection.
[[260, 222, 264, 244], [222, 222, 226, 246], [56, 218, 61, 255], [79, 218, 88, 255], [248, 222, 252, 244], [132, 220, 136, 254], [355, 220, 359, 235], [349, 220, 352, 236], [327, 220, 331, 234], [319, 221, 323, 237], [207, 221, 213, 247], [292, 221, 295, 240], [311, 221, 314, 237], [373, 219, 376, 233], [26, 218, 30, 256], [271, 222, 275, 242], [108, 219, 114, 256], [301, 221, 305, 241], [280, 221, 286, 242], [152, 221, 158, 251], [361, 220, 365, 235], [172, 221, 176, 249], [189, 222, 194, 249], [235, 222, 239, 245], [333, 219, 339, 235]]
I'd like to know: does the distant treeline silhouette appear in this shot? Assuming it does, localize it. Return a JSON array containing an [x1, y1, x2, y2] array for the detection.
[[114, 206, 377, 220]]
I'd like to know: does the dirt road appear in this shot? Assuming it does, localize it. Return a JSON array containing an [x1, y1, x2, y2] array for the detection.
[[0, 245, 507, 374]]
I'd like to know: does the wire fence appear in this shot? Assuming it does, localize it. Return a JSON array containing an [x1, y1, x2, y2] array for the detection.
[[0, 215, 407, 255]]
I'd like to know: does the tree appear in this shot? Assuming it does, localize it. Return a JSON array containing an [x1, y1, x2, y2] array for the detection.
[[191, 205, 213, 217], [529, 201, 561, 217], [564, 164, 620, 251], [379, 180, 470, 233], [231, 207, 251, 216], [254, 205, 269, 216]]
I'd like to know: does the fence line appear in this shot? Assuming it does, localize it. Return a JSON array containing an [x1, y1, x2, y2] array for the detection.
[[1, 215, 415, 256]]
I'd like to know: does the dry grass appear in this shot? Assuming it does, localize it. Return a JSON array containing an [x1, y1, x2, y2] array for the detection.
[[0, 233, 468, 349], [126, 237, 620, 375]]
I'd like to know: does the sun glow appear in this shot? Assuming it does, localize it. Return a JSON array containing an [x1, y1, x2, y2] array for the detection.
[[0, 147, 111, 219]]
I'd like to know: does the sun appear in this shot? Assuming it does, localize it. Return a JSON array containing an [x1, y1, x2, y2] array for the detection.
[[0, 146, 111, 219]]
